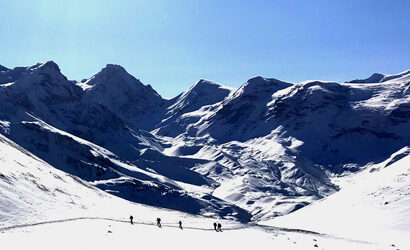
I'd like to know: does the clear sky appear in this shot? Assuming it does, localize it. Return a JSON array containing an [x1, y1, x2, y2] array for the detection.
[[1, 0, 409, 98]]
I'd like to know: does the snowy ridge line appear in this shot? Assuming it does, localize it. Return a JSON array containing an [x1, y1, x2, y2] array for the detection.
[[0, 217, 249, 232]]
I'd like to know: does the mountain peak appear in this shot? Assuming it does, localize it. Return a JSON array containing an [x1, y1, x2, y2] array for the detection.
[[188, 79, 236, 95], [247, 76, 290, 86], [247, 75, 265, 83], [90, 64, 137, 86], [191, 79, 222, 90], [102, 64, 127, 74], [176, 79, 232, 105], [25, 61, 67, 82], [155, 78, 234, 136], [28, 61, 61, 73], [196, 78, 215, 84], [82, 63, 164, 130], [348, 73, 385, 83], [239, 76, 293, 96]]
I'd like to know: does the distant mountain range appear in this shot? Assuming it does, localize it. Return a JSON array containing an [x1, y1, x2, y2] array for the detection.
[[1, 61, 409, 221]]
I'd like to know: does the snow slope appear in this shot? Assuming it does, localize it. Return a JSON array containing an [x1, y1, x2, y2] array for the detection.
[[264, 147, 410, 248], [0, 132, 115, 226]]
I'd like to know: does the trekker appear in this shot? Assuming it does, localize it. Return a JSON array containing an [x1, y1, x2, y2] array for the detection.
[[157, 218, 162, 227], [129, 215, 134, 224], [213, 222, 217, 231], [178, 220, 182, 229], [217, 223, 222, 232]]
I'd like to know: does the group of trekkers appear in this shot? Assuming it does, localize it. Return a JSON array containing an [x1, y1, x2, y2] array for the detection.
[[129, 215, 222, 232], [213, 222, 222, 232]]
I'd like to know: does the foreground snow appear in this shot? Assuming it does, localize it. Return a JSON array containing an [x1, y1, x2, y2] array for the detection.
[[0, 218, 390, 250]]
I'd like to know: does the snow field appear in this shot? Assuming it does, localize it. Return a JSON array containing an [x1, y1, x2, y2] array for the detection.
[[0, 218, 387, 250]]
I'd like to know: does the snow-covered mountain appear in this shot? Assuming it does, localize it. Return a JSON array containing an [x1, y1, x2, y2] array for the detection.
[[1, 61, 409, 226], [78, 64, 166, 130], [154, 79, 235, 137]]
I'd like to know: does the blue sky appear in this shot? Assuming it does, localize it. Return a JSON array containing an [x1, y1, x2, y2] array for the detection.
[[1, 0, 409, 98]]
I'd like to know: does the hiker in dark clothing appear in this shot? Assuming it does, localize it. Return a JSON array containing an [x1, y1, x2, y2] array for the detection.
[[217, 223, 222, 232], [178, 220, 183, 229], [213, 222, 217, 231], [129, 215, 134, 224], [157, 218, 162, 227]]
